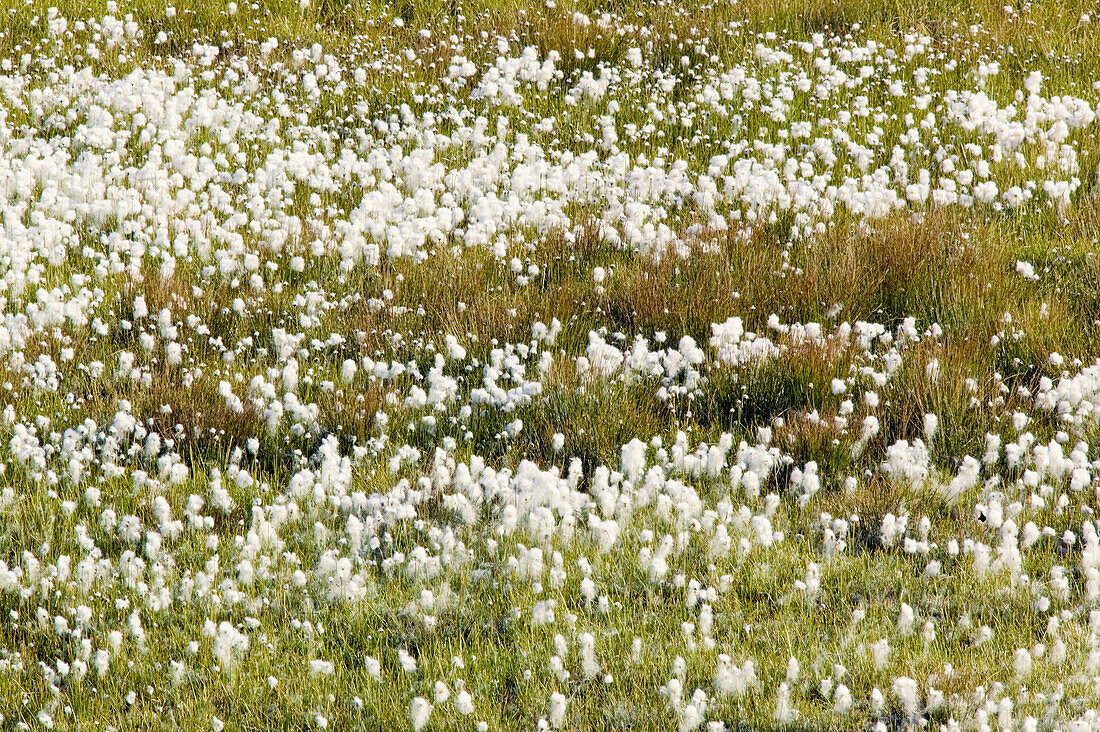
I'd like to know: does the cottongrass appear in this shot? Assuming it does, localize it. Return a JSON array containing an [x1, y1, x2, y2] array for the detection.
[[0, 0, 1100, 729]]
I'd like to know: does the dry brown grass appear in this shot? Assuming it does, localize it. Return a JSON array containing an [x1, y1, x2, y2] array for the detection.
[[311, 380, 386, 440], [132, 367, 265, 452], [790, 211, 1010, 329], [599, 209, 1018, 343], [602, 224, 780, 338]]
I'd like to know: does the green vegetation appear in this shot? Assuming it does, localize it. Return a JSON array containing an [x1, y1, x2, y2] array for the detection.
[[2, 0, 1100, 729]]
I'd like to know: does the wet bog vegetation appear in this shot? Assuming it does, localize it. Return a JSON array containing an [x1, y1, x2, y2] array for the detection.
[[3, 0, 1100, 729]]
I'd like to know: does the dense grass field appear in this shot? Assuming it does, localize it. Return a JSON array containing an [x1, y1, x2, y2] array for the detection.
[[4, 0, 1100, 728]]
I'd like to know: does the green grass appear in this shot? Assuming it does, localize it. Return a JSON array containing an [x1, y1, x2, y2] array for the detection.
[[2, 0, 1100, 729]]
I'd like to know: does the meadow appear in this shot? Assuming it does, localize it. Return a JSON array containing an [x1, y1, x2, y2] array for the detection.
[[2, 0, 1100, 728]]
